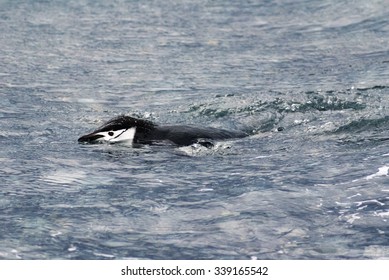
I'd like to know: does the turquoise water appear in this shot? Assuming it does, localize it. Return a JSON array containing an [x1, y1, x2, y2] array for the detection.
[[0, 0, 388, 259]]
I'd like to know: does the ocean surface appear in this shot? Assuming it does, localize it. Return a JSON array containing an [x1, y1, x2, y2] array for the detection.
[[0, 0, 388, 259]]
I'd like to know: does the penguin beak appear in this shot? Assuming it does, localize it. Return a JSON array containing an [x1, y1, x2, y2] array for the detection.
[[78, 132, 104, 143]]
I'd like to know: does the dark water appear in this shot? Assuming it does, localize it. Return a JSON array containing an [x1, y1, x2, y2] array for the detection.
[[1, 0, 388, 259]]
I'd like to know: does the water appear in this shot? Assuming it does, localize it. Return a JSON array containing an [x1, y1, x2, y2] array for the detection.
[[0, 0, 388, 259]]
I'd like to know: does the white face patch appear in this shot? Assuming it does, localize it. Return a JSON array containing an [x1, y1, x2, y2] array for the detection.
[[95, 127, 136, 145]]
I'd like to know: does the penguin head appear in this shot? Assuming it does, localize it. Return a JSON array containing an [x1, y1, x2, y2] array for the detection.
[[78, 115, 154, 145]]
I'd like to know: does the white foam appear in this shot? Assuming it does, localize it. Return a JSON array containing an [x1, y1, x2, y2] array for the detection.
[[366, 165, 389, 180], [375, 211, 389, 218], [43, 169, 86, 185], [345, 213, 360, 224]]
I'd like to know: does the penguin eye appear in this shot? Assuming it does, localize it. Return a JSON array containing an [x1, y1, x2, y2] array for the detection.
[[108, 131, 114, 136]]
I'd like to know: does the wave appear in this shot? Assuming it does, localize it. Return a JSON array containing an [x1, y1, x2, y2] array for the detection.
[[334, 116, 389, 134], [183, 88, 380, 135]]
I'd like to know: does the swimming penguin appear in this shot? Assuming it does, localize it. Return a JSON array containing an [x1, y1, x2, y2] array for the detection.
[[78, 115, 247, 147]]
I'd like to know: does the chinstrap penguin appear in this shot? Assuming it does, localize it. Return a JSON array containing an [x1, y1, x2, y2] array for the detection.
[[78, 115, 248, 147]]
